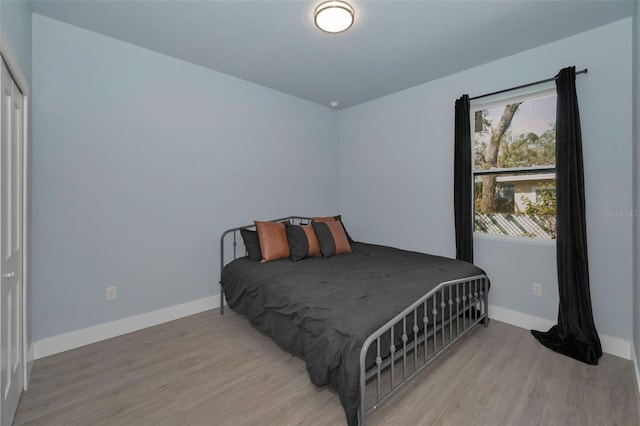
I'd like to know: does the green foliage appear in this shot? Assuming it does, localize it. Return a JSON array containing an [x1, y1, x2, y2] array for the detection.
[[498, 126, 556, 168], [521, 182, 556, 238], [475, 117, 555, 170], [474, 140, 487, 168]]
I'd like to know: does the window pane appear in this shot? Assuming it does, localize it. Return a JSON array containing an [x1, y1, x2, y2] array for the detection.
[[474, 94, 556, 171], [474, 174, 556, 239]]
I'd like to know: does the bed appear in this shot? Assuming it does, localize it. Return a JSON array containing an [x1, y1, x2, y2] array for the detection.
[[219, 216, 489, 425]]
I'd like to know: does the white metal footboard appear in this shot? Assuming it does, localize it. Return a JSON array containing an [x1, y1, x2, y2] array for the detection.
[[358, 274, 489, 425]]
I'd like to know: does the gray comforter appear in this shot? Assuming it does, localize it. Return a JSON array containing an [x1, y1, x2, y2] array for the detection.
[[221, 242, 486, 425]]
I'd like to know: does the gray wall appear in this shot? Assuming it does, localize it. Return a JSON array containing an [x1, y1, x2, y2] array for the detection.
[[338, 19, 633, 340], [31, 14, 339, 341], [633, 0, 640, 362]]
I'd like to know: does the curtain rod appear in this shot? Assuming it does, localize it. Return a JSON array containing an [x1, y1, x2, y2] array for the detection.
[[469, 68, 588, 101]]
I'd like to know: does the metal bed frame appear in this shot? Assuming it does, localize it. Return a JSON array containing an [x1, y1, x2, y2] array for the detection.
[[219, 216, 489, 425]]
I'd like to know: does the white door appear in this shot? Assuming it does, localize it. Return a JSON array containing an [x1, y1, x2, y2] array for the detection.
[[0, 58, 23, 426]]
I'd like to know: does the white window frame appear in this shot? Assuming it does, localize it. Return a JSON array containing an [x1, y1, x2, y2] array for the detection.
[[470, 87, 557, 245]]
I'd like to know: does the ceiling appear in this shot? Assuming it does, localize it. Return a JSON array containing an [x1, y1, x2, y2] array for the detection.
[[30, 0, 635, 109]]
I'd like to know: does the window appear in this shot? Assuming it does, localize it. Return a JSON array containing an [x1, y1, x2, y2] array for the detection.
[[472, 90, 556, 240]]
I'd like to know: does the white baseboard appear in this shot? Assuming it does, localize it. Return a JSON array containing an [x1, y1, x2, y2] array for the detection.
[[31, 298, 632, 362], [33, 296, 221, 360], [489, 304, 556, 331], [488, 303, 632, 360]]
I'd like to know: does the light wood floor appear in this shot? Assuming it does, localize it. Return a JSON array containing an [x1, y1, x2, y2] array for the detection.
[[14, 309, 640, 426]]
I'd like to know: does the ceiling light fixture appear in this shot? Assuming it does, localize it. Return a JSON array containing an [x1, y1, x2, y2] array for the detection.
[[314, 1, 354, 34]]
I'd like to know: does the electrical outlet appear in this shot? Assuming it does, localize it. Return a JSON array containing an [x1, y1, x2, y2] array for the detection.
[[106, 286, 117, 302], [532, 282, 543, 297]]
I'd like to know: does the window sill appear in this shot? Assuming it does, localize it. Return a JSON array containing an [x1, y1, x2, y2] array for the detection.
[[473, 232, 556, 247]]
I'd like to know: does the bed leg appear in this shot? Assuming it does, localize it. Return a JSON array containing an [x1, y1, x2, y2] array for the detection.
[[482, 288, 488, 327], [220, 283, 225, 315]]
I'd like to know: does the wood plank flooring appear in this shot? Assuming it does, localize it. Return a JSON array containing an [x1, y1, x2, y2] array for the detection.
[[14, 310, 640, 425]]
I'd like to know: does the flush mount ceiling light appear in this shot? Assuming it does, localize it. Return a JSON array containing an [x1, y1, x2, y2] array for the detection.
[[314, 1, 354, 34]]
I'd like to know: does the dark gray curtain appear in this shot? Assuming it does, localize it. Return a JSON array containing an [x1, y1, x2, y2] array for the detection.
[[454, 95, 473, 263], [531, 66, 602, 365]]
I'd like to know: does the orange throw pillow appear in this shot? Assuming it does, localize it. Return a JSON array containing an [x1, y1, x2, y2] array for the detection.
[[255, 221, 290, 263], [326, 221, 351, 254], [301, 224, 321, 257]]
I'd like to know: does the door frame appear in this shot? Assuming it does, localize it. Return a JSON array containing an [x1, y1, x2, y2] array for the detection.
[[0, 33, 30, 390]]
